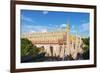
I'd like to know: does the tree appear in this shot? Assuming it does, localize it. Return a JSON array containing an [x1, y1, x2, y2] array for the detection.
[[21, 38, 40, 57], [21, 38, 33, 56], [82, 37, 90, 59], [29, 45, 40, 57]]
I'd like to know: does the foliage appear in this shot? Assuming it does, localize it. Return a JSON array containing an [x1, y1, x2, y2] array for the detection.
[[29, 45, 40, 57], [82, 37, 90, 59], [21, 38, 40, 57], [83, 49, 89, 59]]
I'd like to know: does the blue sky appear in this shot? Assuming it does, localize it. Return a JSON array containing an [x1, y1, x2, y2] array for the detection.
[[21, 9, 90, 37]]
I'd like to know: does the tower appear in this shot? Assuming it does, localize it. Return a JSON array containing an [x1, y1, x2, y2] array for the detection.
[[64, 21, 70, 56], [66, 21, 70, 45], [66, 23, 70, 33], [66, 21, 70, 44]]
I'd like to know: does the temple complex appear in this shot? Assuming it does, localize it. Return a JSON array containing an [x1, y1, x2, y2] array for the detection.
[[21, 23, 83, 60]]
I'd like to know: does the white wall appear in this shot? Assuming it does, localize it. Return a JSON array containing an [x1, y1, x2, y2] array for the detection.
[[0, 0, 100, 73]]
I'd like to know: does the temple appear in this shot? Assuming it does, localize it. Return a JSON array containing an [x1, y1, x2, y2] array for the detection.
[[21, 22, 83, 60]]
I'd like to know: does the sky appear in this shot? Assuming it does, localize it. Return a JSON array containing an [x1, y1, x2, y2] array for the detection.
[[21, 9, 90, 37]]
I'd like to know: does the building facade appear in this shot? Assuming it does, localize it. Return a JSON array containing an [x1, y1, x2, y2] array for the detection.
[[21, 24, 83, 60]]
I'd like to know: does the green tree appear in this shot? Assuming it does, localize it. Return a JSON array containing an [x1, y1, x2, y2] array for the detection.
[[82, 37, 90, 59], [21, 38, 33, 56], [29, 45, 40, 57], [21, 38, 40, 57]]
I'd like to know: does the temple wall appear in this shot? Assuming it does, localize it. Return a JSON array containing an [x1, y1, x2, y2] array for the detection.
[[21, 31, 84, 59], [35, 44, 61, 57], [30, 36, 83, 59]]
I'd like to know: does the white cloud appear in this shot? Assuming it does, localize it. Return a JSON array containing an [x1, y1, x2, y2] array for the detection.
[[21, 15, 34, 23], [43, 11, 48, 15], [21, 24, 48, 33], [60, 24, 66, 28], [69, 22, 89, 37], [70, 25, 77, 36], [78, 22, 90, 37], [80, 23, 89, 32], [29, 30, 36, 33], [41, 29, 48, 33]]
